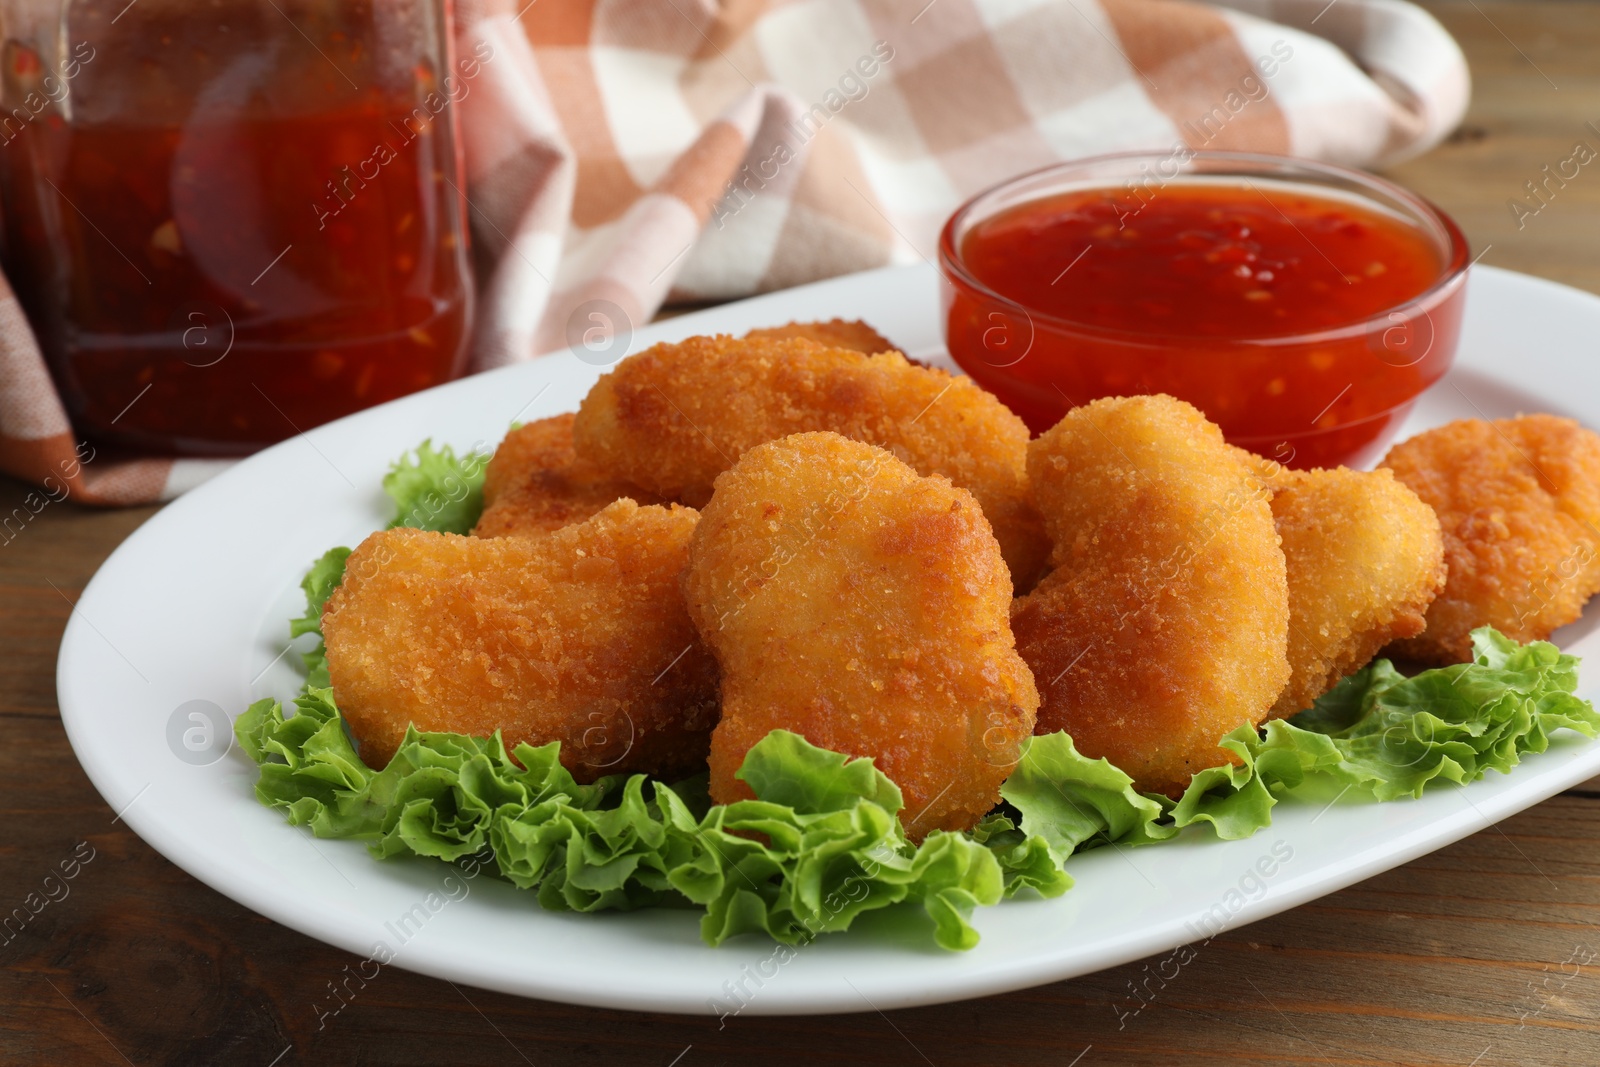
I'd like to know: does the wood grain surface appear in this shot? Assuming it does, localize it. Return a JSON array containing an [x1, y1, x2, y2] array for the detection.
[[6, 4, 1600, 1064]]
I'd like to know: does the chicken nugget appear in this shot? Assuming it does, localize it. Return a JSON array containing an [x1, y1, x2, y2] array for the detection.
[[1012, 395, 1289, 796], [473, 414, 662, 539], [573, 333, 1050, 587], [1266, 466, 1445, 717], [683, 432, 1038, 836], [323, 499, 718, 781], [744, 318, 898, 355], [1381, 414, 1600, 663]]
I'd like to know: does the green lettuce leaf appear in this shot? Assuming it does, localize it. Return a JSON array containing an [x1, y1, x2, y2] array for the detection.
[[1000, 732, 1173, 858], [686, 731, 1008, 949], [288, 547, 349, 688], [383, 439, 489, 534], [1161, 628, 1600, 839], [998, 629, 1599, 849], [235, 688, 374, 830], [734, 727, 905, 814], [236, 701, 1012, 950], [1164, 722, 1326, 840], [968, 811, 1073, 898]]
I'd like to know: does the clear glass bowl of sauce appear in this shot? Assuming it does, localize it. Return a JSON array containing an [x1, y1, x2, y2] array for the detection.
[[939, 152, 1471, 469], [0, 0, 473, 455]]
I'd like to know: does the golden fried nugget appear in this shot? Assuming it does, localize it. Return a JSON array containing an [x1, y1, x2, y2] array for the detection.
[[743, 319, 899, 355], [323, 500, 718, 781], [573, 333, 1050, 587], [1012, 395, 1290, 796], [1382, 414, 1600, 663], [1228, 445, 1293, 493], [473, 414, 662, 539], [683, 432, 1039, 836], [1266, 467, 1445, 717]]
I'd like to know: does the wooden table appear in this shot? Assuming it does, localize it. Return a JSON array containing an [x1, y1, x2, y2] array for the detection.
[[6, 4, 1600, 1063]]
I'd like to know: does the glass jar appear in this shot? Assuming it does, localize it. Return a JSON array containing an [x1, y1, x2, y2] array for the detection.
[[0, 0, 473, 455]]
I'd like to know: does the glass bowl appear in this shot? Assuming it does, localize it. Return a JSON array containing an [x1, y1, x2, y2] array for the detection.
[[938, 151, 1471, 469]]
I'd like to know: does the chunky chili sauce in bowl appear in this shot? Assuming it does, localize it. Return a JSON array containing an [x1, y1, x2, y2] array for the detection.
[[939, 153, 1471, 469]]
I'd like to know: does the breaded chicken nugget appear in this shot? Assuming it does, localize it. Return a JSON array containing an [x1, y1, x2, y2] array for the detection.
[[324, 500, 718, 781], [1267, 467, 1445, 717], [683, 432, 1038, 836], [1382, 414, 1600, 663], [573, 334, 1050, 588], [1012, 395, 1289, 796], [473, 414, 662, 539], [744, 318, 898, 355]]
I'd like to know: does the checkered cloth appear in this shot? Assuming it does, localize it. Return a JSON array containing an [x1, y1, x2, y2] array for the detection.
[[0, 0, 1468, 506]]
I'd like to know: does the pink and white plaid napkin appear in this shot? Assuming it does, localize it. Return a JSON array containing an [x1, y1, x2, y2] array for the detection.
[[0, 0, 1468, 507]]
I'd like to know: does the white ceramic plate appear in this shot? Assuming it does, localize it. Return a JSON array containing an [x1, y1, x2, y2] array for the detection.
[[57, 263, 1600, 1016]]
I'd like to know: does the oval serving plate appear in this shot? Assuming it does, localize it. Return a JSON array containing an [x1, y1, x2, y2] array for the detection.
[[57, 262, 1600, 1015]]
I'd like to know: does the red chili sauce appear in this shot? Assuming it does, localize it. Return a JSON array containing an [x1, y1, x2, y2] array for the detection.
[[945, 183, 1463, 468]]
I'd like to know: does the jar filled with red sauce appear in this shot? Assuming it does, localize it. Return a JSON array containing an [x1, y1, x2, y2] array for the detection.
[[940, 153, 1471, 469], [0, 0, 474, 455]]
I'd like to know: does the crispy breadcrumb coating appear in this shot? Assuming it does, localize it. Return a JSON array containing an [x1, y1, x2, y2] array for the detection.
[[473, 414, 662, 539], [1012, 395, 1289, 796], [683, 432, 1039, 837], [743, 319, 898, 355], [572, 333, 1050, 588], [323, 500, 718, 781], [1266, 466, 1445, 717], [1382, 414, 1600, 663]]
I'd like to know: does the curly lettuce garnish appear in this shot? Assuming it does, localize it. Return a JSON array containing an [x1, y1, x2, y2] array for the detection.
[[1162, 628, 1600, 838], [382, 438, 489, 534], [287, 547, 349, 689], [237, 696, 1032, 951]]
